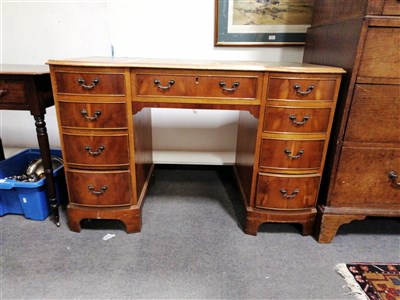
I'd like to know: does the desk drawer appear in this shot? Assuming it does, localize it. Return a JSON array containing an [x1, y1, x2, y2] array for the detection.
[[263, 106, 331, 133], [135, 71, 261, 100], [259, 138, 325, 170], [256, 173, 320, 210], [67, 170, 132, 207], [55, 71, 125, 95], [268, 75, 336, 101], [0, 80, 26, 105], [58, 101, 127, 129], [62, 134, 129, 166]]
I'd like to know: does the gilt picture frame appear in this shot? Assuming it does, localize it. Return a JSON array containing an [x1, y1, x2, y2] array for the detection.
[[214, 0, 314, 46]]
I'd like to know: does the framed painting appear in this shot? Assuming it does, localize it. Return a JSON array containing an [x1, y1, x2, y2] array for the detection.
[[214, 0, 314, 46]]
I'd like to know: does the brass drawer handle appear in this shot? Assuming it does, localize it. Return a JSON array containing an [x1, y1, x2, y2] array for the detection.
[[80, 109, 102, 121], [154, 79, 175, 90], [289, 114, 310, 125], [284, 148, 304, 159], [88, 184, 108, 195], [219, 81, 240, 92], [293, 84, 315, 95], [84, 145, 105, 156], [280, 188, 299, 198], [388, 171, 400, 189], [77, 78, 100, 90], [0, 88, 7, 97]]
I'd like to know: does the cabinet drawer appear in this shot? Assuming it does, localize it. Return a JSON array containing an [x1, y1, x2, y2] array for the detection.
[[263, 106, 331, 133], [332, 146, 400, 207], [0, 80, 26, 105], [58, 101, 127, 129], [358, 27, 400, 80], [345, 84, 400, 143], [62, 134, 129, 166], [135, 71, 261, 100], [256, 173, 320, 210], [382, 0, 400, 17], [259, 138, 325, 170], [54, 71, 125, 95], [66, 170, 132, 207], [268, 76, 337, 101]]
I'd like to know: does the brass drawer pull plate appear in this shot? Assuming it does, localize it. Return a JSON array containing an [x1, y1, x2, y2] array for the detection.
[[289, 114, 310, 125], [219, 81, 240, 92], [77, 78, 99, 90], [0, 88, 7, 97], [388, 171, 400, 189], [88, 184, 108, 195], [293, 84, 315, 95], [154, 79, 175, 90], [80, 109, 102, 121], [284, 148, 304, 159], [280, 188, 299, 198], [84, 145, 105, 156]]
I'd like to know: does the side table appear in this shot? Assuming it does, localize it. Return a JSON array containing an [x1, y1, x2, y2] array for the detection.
[[0, 64, 60, 226]]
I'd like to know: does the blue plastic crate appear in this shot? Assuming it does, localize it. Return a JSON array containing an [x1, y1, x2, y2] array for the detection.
[[0, 148, 66, 221]]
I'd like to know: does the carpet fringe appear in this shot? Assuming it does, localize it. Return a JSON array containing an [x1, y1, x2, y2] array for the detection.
[[335, 263, 369, 300]]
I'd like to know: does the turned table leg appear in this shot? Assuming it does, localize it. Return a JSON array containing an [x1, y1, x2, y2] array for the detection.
[[34, 115, 60, 227]]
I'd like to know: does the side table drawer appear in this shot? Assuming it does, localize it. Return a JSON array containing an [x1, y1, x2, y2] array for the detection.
[[54, 70, 125, 95], [135, 70, 261, 100], [256, 173, 320, 210], [66, 170, 132, 207], [62, 134, 129, 167], [268, 75, 337, 101], [259, 138, 325, 170], [263, 106, 331, 133], [58, 101, 127, 129], [0, 80, 26, 105]]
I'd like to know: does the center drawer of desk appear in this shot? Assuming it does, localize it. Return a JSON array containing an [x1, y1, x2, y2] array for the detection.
[[133, 69, 262, 101]]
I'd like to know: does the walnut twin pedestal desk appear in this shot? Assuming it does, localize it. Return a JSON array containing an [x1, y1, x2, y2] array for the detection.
[[47, 57, 344, 237]]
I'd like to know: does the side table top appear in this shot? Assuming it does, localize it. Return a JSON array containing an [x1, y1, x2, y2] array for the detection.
[[0, 64, 49, 75]]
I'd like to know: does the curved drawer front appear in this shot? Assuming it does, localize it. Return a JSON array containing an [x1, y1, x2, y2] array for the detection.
[[259, 138, 325, 170], [66, 170, 132, 207], [135, 72, 260, 100], [55, 71, 125, 95], [0, 80, 26, 105], [62, 134, 129, 166], [256, 173, 320, 210], [268, 76, 336, 101], [58, 102, 127, 129], [333, 146, 400, 206], [263, 106, 331, 133]]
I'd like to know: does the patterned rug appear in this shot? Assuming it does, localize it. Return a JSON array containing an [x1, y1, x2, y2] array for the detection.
[[336, 263, 400, 300]]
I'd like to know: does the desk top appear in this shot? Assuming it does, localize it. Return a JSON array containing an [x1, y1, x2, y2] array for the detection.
[[0, 64, 49, 75], [47, 57, 346, 74]]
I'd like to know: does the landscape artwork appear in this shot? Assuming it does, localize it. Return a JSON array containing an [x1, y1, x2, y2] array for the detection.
[[215, 0, 314, 45], [229, 0, 314, 33]]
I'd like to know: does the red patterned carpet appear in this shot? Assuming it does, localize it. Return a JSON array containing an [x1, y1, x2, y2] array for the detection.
[[336, 263, 400, 300]]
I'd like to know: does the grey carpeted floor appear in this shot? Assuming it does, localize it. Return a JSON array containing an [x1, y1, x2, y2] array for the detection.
[[1, 165, 399, 299]]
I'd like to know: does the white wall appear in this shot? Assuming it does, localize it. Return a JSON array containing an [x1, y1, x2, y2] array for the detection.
[[0, 0, 304, 164]]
